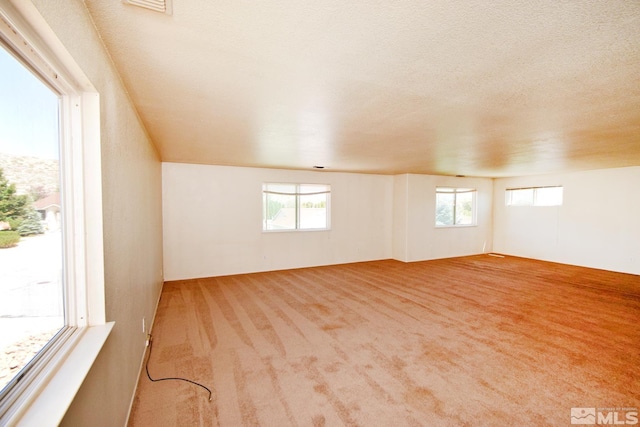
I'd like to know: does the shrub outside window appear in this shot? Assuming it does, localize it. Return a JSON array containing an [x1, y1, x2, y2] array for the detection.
[[435, 187, 477, 227], [263, 183, 330, 231]]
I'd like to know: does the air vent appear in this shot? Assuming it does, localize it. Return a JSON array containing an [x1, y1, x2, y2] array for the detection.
[[123, 0, 173, 15]]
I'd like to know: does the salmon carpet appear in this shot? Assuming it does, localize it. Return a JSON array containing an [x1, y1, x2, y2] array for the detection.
[[128, 255, 640, 426]]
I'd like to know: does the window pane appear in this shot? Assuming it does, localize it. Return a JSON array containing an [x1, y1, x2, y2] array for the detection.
[[435, 193, 454, 226], [535, 187, 563, 206], [264, 192, 296, 230], [0, 46, 64, 392], [507, 188, 534, 205], [455, 191, 474, 225], [299, 192, 327, 229]]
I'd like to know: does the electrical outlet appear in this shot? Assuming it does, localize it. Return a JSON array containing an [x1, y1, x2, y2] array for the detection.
[[142, 317, 146, 333]]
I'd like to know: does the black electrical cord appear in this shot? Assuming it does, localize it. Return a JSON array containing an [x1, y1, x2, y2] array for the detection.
[[145, 335, 212, 402]]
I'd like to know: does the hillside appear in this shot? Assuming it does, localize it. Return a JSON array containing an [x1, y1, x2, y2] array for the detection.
[[0, 153, 59, 198]]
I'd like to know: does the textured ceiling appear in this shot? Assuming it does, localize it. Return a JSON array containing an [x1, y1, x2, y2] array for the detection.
[[84, 0, 640, 177]]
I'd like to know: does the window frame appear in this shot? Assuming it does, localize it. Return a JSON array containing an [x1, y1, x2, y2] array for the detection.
[[505, 186, 563, 206], [0, 3, 112, 425], [262, 183, 331, 232], [435, 187, 478, 228]]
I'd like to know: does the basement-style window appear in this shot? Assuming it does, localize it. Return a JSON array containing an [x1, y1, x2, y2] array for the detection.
[[263, 183, 331, 231], [435, 187, 477, 227], [506, 186, 563, 206]]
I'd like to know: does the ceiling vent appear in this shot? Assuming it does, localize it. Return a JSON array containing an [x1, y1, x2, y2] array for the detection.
[[122, 0, 173, 15]]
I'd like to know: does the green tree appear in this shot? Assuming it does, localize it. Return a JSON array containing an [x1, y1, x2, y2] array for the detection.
[[436, 194, 454, 225], [17, 208, 44, 236], [266, 198, 284, 220], [0, 168, 28, 223], [456, 199, 473, 224]]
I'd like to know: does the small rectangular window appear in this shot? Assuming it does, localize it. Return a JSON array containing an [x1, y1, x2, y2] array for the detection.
[[435, 187, 477, 227], [263, 183, 330, 231], [506, 186, 563, 206]]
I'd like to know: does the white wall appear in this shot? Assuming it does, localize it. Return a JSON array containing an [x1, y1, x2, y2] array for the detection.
[[493, 166, 640, 275], [392, 174, 409, 261], [28, 1, 165, 426], [163, 163, 394, 280], [393, 174, 494, 262]]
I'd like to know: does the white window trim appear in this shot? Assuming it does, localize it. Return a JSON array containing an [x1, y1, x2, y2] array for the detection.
[[435, 187, 478, 228], [0, 3, 113, 426], [262, 183, 331, 232]]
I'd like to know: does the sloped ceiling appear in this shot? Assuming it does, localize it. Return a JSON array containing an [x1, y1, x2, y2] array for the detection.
[[84, 0, 640, 177]]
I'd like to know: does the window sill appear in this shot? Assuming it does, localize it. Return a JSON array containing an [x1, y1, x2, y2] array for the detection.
[[262, 228, 331, 233], [435, 224, 478, 229], [5, 322, 114, 427]]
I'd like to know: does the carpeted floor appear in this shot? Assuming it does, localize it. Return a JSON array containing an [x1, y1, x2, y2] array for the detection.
[[128, 255, 640, 426]]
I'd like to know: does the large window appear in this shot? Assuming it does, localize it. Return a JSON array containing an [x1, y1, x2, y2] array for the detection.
[[506, 186, 563, 206], [0, 4, 109, 424], [435, 187, 477, 227], [0, 40, 64, 396], [263, 183, 330, 231]]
